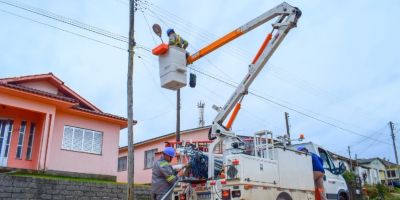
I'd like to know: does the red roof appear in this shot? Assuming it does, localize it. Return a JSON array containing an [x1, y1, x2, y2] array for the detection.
[[0, 82, 77, 103], [0, 73, 130, 125], [0, 73, 101, 111]]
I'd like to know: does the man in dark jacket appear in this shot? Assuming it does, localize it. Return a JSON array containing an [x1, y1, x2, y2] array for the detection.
[[151, 147, 178, 200]]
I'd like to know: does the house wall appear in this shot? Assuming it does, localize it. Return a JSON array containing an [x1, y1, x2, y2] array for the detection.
[[362, 160, 386, 184], [117, 128, 209, 183], [356, 166, 381, 185], [19, 81, 59, 95], [386, 166, 399, 181], [46, 111, 120, 176], [0, 91, 57, 171], [0, 105, 45, 169]]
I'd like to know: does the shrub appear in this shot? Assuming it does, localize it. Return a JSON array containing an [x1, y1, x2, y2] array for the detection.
[[343, 170, 356, 183], [364, 183, 395, 200]]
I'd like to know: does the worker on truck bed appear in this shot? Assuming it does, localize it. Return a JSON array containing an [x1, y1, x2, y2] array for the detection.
[[167, 28, 188, 49], [297, 146, 327, 200], [151, 147, 178, 200]]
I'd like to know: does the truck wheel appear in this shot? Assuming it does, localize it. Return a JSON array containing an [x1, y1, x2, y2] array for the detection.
[[338, 193, 348, 200], [276, 192, 292, 200]]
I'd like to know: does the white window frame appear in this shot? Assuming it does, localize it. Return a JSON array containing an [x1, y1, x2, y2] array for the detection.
[[26, 122, 36, 160], [61, 125, 103, 155], [144, 148, 157, 169], [16, 121, 27, 159], [118, 156, 127, 172]]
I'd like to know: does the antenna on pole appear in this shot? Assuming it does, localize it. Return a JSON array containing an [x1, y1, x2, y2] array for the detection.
[[198, 101, 205, 127]]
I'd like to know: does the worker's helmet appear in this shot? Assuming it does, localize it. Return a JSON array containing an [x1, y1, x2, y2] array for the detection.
[[297, 146, 308, 152], [166, 28, 175, 36], [163, 147, 175, 157]]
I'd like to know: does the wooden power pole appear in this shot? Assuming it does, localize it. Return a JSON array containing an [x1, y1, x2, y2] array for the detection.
[[176, 89, 181, 142], [127, 0, 136, 199], [389, 121, 399, 179], [348, 146, 353, 171], [285, 112, 291, 145]]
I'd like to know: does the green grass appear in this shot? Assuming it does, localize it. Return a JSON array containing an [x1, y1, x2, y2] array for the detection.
[[11, 172, 121, 184]]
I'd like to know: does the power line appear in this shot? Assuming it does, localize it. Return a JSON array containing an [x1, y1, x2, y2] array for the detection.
[[130, 43, 393, 147], [136, 54, 175, 106], [349, 125, 388, 148], [4, 0, 391, 147], [0, 4, 156, 52], [138, 0, 251, 59], [0, 8, 128, 51], [185, 66, 392, 146], [140, 9, 158, 45], [354, 129, 390, 156], [137, 53, 283, 130], [139, 0, 385, 129], [138, 2, 250, 65], [137, 2, 377, 132], [133, 45, 393, 146], [0, 0, 128, 43]]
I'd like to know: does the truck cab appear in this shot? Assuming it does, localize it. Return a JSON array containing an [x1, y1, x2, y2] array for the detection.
[[289, 142, 349, 200]]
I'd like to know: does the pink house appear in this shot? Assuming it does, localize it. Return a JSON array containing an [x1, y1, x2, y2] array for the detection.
[[117, 126, 211, 183], [0, 73, 129, 179]]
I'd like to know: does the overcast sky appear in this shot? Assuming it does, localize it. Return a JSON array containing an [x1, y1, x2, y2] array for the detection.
[[1, 0, 399, 163]]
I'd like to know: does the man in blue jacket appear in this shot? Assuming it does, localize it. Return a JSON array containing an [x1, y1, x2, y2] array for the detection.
[[297, 146, 327, 200]]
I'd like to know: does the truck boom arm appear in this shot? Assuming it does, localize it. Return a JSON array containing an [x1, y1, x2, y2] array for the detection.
[[202, 2, 301, 179], [213, 2, 301, 129], [187, 2, 300, 65]]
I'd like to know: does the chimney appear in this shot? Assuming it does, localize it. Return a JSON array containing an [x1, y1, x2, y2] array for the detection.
[[197, 101, 205, 127]]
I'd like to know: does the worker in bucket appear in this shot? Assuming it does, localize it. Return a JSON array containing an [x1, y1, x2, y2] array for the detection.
[[167, 28, 189, 50], [151, 147, 178, 200], [297, 146, 327, 200]]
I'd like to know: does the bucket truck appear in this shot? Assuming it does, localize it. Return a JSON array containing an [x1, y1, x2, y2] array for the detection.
[[153, 2, 348, 200]]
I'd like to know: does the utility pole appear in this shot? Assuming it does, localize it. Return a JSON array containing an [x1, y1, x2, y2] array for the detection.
[[176, 89, 181, 142], [355, 154, 358, 174], [127, 0, 137, 199], [284, 112, 291, 144], [198, 101, 205, 127], [348, 146, 353, 171], [389, 121, 399, 180]]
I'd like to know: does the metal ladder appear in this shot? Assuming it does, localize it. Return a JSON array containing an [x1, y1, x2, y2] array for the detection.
[[253, 130, 275, 160]]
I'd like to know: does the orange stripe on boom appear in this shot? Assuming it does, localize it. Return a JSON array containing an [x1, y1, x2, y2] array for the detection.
[[251, 33, 272, 64], [226, 103, 241, 129], [188, 29, 243, 64]]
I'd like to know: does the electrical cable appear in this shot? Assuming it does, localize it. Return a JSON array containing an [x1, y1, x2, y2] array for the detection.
[[137, 4, 376, 132], [185, 66, 392, 146], [0, 0, 129, 43], [140, 9, 158, 45], [3, 0, 392, 148], [354, 131, 389, 156], [139, 0, 386, 128], [0, 8, 128, 51], [349, 125, 388, 148], [137, 53, 282, 130], [137, 0, 251, 59], [136, 50, 393, 146], [139, 3, 250, 65], [136, 54, 176, 106]]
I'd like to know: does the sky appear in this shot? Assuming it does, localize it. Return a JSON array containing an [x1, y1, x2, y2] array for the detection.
[[1, 0, 399, 163]]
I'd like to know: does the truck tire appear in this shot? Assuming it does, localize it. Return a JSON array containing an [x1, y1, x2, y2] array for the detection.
[[276, 192, 292, 200], [338, 192, 348, 200]]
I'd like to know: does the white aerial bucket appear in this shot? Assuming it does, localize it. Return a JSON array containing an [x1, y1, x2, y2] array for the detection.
[[159, 46, 187, 90]]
